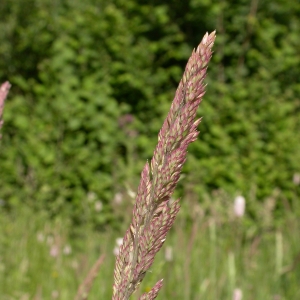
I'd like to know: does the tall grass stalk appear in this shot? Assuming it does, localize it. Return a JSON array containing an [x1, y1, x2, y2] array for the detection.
[[0, 81, 11, 138], [74, 254, 105, 300], [112, 31, 216, 300]]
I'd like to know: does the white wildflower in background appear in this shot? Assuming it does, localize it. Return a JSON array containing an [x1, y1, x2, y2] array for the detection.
[[116, 238, 123, 247], [164, 246, 173, 262], [113, 238, 123, 256], [37, 232, 45, 243], [127, 188, 136, 199], [113, 192, 123, 205], [63, 245, 72, 255], [87, 191, 97, 202], [113, 247, 119, 256], [234, 195, 245, 218], [233, 288, 243, 300], [51, 290, 59, 299], [293, 173, 300, 185], [94, 201, 103, 212]]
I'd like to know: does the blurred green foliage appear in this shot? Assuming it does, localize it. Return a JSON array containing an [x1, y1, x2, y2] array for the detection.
[[1, 192, 299, 299], [0, 0, 299, 224]]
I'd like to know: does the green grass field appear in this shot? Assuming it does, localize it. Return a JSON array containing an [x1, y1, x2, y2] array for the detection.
[[1, 192, 299, 300]]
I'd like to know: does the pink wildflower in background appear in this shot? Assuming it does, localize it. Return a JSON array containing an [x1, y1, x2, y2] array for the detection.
[[233, 288, 243, 300], [234, 195, 246, 218], [50, 244, 59, 258]]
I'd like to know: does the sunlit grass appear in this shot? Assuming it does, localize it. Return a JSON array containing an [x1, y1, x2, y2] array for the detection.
[[0, 192, 299, 299]]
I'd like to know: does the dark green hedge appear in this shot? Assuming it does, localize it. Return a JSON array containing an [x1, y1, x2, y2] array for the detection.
[[0, 0, 299, 224]]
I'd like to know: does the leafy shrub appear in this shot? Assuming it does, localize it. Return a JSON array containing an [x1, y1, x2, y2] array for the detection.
[[0, 0, 187, 225], [0, 0, 299, 226]]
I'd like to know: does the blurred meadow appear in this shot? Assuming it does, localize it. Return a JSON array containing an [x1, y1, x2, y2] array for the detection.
[[0, 0, 300, 299]]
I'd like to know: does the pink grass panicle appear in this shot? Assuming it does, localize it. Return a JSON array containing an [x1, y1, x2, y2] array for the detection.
[[113, 31, 216, 300], [0, 81, 11, 138]]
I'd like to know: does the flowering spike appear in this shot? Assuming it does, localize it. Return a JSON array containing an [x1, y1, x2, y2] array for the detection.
[[139, 279, 164, 300], [112, 31, 216, 300]]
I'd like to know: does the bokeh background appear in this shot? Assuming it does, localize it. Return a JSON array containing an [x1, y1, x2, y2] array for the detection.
[[0, 0, 299, 299]]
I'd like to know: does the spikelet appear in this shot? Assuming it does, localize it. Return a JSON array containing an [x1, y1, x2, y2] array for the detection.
[[113, 31, 216, 300]]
